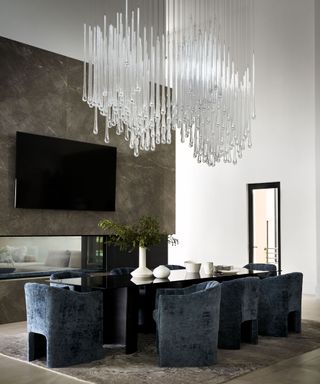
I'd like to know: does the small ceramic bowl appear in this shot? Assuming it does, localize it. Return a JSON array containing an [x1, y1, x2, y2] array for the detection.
[[184, 261, 201, 273], [153, 265, 170, 279]]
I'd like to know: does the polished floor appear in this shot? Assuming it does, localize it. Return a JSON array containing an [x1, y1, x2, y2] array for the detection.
[[0, 294, 319, 384]]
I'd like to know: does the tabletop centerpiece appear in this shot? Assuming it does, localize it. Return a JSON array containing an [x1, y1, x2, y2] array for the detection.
[[98, 216, 178, 279]]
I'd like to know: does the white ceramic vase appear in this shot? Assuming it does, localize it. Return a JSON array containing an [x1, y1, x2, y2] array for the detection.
[[202, 261, 214, 275], [131, 246, 153, 279], [184, 261, 201, 273]]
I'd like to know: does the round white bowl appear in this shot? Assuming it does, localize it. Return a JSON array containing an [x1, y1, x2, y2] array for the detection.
[[153, 265, 171, 279]]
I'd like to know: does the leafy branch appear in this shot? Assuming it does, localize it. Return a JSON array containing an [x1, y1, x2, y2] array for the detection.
[[98, 216, 178, 252]]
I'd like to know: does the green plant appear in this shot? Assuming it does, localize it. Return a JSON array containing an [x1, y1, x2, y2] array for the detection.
[[98, 216, 178, 251]]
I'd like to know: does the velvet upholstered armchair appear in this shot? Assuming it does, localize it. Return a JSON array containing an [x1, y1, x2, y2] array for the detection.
[[50, 270, 90, 290], [109, 267, 135, 275], [218, 277, 260, 349], [165, 264, 185, 270], [153, 281, 221, 367], [243, 263, 277, 277], [24, 283, 104, 368], [258, 272, 303, 336]]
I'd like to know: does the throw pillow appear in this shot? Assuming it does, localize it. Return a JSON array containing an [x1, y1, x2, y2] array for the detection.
[[68, 250, 82, 269], [24, 255, 37, 262], [0, 247, 15, 273], [45, 250, 70, 267], [6, 246, 27, 262]]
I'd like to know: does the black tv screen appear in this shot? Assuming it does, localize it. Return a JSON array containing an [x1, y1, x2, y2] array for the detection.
[[15, 132, 117, 211]]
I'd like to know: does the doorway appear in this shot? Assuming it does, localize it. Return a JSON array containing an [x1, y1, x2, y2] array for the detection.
[[248, 182, 281, 274]]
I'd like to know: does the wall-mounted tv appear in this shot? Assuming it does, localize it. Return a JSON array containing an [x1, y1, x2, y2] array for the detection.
[[15, 132, 117, 211]]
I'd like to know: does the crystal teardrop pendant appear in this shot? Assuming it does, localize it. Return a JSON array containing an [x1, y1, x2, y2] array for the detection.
[[82, 0, 256, 166]]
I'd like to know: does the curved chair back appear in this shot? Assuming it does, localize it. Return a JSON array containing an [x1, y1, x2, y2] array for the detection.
[[258, 272, 303, 336], [165, 264, 185, 270], [243, 263, 277, 277], [154, 281, 221, 367], [155, 280, 217, 309], [50, 271, 89, 280], [24, 283, 104, 368], [50, 270, 90, 291], [219, 277, 260, 349], [110, 267, 135, 275]]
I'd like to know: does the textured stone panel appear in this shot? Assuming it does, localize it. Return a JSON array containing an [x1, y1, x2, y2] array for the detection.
[[0, 277, 49, 324], [0, 37, 175, 235]]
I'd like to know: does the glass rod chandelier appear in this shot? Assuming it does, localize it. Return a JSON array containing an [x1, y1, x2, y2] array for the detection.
[[82, 0, 255, 166]]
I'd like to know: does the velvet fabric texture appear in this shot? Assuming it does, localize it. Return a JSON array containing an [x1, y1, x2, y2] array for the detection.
[[258, 272, 303, 337], [153, 281, 221, 367], [109, 267, 135, 275], [24, 283, 104, 368], [243, 263, 277, 277], [165, 264, 185, 270], [50, 270, 90, 291], [50, 270, 90, 279], [218, 277, 260, 349]]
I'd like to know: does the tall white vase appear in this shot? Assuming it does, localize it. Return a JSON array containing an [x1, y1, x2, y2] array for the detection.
[[131, 246, 153, 279]]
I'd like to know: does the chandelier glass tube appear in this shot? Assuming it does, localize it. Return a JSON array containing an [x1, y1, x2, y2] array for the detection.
[[82, 0, 256, 166]]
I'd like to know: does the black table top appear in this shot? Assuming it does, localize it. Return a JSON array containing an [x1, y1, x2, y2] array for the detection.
[[50, 268, 268, 290]]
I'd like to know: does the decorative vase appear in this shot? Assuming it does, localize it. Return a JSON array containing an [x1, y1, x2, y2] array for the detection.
[[131, 246, 153, 279], [202, 261, 214, 275], [184, 261, 201, 273]]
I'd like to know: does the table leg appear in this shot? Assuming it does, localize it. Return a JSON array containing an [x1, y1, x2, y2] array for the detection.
[[102, 286, 139, 354], [125, 286, 139, 354]]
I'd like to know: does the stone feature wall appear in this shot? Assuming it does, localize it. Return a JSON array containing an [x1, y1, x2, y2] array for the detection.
[[0, 37, 175, 235], [0, 277, 49, 324]]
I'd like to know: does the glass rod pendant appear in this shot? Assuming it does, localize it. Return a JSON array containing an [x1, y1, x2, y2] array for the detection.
[[82, 0, 256, 166]]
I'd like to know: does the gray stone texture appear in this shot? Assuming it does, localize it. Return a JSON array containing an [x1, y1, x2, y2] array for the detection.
[[0, 277, 48, 324], [0, 36, 175, 235]]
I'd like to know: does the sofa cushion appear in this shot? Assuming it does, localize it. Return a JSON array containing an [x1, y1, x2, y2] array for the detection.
[[68, 250, 82, 268], [6, 246, 27, 262], [24, 255, 37, 262], [45, 250, 70, 267], [0, 247, 15, 273], [0, 247, 14, 262]]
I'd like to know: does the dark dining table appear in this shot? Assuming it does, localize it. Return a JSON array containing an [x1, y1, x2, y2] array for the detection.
[[51, 268, 268, 353]]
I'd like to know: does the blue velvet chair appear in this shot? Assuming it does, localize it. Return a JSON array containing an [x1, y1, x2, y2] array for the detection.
[[109, 267, 135, 275], [153, 281, 221, 367], [166, 264, 185, 270], [218, 277, 260, 349], [258, 272, 303, 336], [50, 270, 90, 291], [243, 263, 277, 277], [24, 283, 104, 368]]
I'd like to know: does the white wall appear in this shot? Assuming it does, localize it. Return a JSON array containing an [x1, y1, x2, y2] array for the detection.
[[0, 0, 88, 60], [169, 0, 318, 295], [316, 0, 320, 296], [0, 0, 318, 293], [0, 0, 165, 61]]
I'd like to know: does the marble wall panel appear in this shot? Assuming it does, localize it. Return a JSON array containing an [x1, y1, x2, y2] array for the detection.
[[0, 37, 175, 235], [0, 277, 48, 324]]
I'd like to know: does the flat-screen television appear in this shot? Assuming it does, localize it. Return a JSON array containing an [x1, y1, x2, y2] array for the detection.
[[15, 132, 117, 211]]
